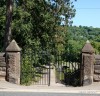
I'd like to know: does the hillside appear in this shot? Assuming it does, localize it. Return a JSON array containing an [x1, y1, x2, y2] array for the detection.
[[67, 26, 100, 54]]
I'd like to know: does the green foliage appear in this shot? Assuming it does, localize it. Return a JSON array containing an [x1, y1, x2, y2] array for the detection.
[[21, 49, 33, 85], [0, 0, 76, 50], [0, 1, 6, 51], [66, 26, 100, 54], [21, 46, 52, 85], [91, 41, 100, 54]]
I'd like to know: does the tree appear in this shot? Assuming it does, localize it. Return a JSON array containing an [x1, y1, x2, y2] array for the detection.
[[0, 1, 6, 51], [0, 0, 77, 52], [4, 0, 13, 50], [11, 0, 76, 50], [0, 0, 77, 53]]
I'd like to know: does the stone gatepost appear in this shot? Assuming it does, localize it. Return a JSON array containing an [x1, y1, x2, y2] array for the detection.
[[6, 40, 21, 84], [81, 40, 95, 86]]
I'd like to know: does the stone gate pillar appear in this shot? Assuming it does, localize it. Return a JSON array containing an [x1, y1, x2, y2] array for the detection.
[[6, 40, 21, 84], [81, 40, 95, 86]]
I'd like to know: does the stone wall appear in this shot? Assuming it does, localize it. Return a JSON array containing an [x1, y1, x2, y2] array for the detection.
[[0, 53, 6, 80], [94, 55, 100, 81], [0, 40, 21, 85]]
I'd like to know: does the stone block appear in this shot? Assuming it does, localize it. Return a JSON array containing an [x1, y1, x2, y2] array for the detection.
[[95, 55, 100, 60], [9, 77, 16, 84], [0, 53, 6, 67], [94, 70, 100, 74], [0, 53, 6, 80], [0, 57, 5, 62], [95, 60, 100, 65], [0, 62, 6, 67], [83, 76, 92, 86], [2, 67, 6, 71], [0, 53, 5, 57], [0, 71, 6, 76], [94, 65, 100, 70], [94, 74, 100, 81]]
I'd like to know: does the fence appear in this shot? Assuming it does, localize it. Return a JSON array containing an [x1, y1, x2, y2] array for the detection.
[[20, 47, 51, 86], [55, 51, 81, 86], [0, 39, 99, 87]]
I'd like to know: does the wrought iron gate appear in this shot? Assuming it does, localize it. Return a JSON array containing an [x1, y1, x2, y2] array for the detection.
[[20, 44, 81, 86], [20, 47, 51, 86], [55, 51, 81, 86]]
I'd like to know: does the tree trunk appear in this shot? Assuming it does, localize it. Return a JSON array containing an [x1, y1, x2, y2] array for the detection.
[[4, 0, 13, 50]]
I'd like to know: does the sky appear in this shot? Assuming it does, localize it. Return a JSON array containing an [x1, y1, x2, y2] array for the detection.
[[72, 0, 100, 28]]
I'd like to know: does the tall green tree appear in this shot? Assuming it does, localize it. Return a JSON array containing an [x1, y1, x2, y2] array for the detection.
[[0, 0, 76, 51], [11, 0, 76, 50], [4, 0, 13, 50]]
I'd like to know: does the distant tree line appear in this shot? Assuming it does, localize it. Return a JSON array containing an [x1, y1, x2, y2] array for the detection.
[[66, 26, 100, 54]]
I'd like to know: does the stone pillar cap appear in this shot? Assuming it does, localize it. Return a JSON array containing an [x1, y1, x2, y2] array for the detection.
[[6, 39, 21, 52], [82, 40, 94, 53]]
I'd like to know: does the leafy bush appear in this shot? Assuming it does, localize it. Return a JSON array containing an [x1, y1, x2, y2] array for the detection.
[[20, 50, 33, 85]]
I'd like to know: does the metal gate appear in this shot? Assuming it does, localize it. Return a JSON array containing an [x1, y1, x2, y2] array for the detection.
[[55, 51, 81, 86], [20, 47, 51, 86], [20, 45, 81, 86]]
